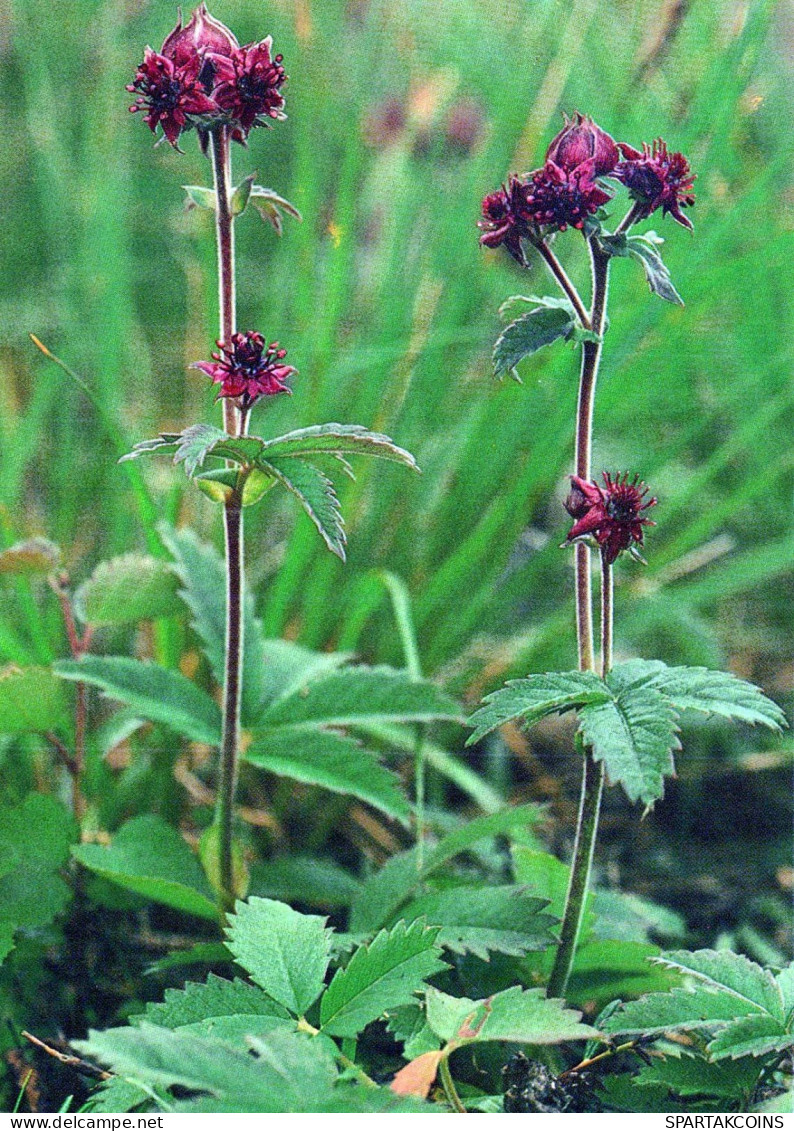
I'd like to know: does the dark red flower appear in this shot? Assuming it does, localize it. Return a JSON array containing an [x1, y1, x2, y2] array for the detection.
[[564, 472, 657, 564], [210, 38, 287, 137], [161, 3, 238, 67], [546, 112, 620, 178], [126, 46, 219, 148], [193, 331, 295, 407], [522, 159, 613, 233], [616, 139, 696, 230], [478, 176, 530, 264]]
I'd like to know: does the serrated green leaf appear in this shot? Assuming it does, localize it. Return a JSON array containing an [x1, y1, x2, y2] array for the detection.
[[55, 655, 221, 745], [386, 1003, 441, 1058], [320, 920, 446, 1038], [350, 804, 543, 933], [399, 885, 557, 959], [119, 433, 181, 462], [172, 424, 236, 477], [83, 1078, 151, 1114], [143, 974, 290, 1030], [602, 985, 767, 1038], [466, 670, 610, 744], [76, 1023, 338, 1113], [0, 664, 70, 733], [579, 685, 680, 805], [425, 985, 597, 1046], [623, 233, 683, 305], [72, 815, 217, 921], [640, 1053, 759, 1099], [257, 665, 463, 730], [707, 1013, 794, 1060], [73, 554, 181, 626], [610, 660, 787, 730], [497, 294, 575, 320], [225, 898, 332, 1016], [262, 456, 347, 560], [655, 949, 785, 1019], [244, 728, 411, 824], [777, 963, 794, 1017], [492, 306, 575, 379], [256, 423, 419, 470], [0, 537, 60, 575]]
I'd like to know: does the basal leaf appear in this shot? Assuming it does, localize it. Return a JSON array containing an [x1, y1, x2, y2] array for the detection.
[[350, 804, 543, 933], [610, 660, 787, 730], [76, 1023, 338, 1113], [225, 898, 332, 1017], [706, 1013, 794, 1061], [425, 985, 597, 1046], [320, 919, 446, 1038], [492, 306, 575, 379], [55, 655, 221, 745], [654, 949, 785, 1020], [602, 985, 767, 1038], [399, 885, 557, 959], [244, 728, 411, 824], [257, 665, 463, 730], [73, 815, 217, 921], [249, 856, 362, 910], [0, 665, 70, 734], [73, 554, 181, 626], [142, 974, 290, 1029], [261, 456, 346, 560], [776, 963, 794, 1018], [258, 424, 419, 470], [467, 670, 610, 744], [579, 685, 680, 806], [641, 1053, 759, 1100]]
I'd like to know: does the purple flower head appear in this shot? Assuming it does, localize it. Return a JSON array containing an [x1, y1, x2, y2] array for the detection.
[[616, 139, 696, 230], [126, 46, 219, 148], [193, 331, 296, 408], [565, 472, 657, 564], [522, 159, 613, 234], [478, 176, 530, 265], [546, 112, 620, 178], [210, 38, 288, 138]]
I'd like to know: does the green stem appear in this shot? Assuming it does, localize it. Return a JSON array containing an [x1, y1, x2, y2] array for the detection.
[[438, 1054, 466, 1113], [547, 237, 611, 999]]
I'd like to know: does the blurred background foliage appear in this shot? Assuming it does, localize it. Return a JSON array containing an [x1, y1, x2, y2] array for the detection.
[[0, 0, 791, 954]]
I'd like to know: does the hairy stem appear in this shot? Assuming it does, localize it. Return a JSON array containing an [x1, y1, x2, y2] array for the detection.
[[533, 238, 591, 329], [210, 126, 244, 912], [547, 237, 611, 999]]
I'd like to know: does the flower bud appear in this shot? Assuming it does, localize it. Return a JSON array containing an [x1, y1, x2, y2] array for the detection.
[[546, 112, 619, 177], [161, 3, 238, 65]]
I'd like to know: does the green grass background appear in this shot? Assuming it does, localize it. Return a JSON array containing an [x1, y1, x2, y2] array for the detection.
[[1, 0, 792, 694]]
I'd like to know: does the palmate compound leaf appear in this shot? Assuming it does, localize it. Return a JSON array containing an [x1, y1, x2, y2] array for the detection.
[[578, 684, 680, 807], [319, 919, 447, 1038], [425, 985, 598, 1047], [398, 885, 558, 959], [492, 304, 576, 380], [75, 1023, 338, 1113], [54, 655, 221, 745], [609, 659, 788, 730], [73, 553, 181, 626], [466, 670, 611, 745], [244, 728, 411, 825], [260, 456, 347, 559], [602, 948, 792, 1060], [72, 814, 217, 921], [257, 664, 463, 732], [225, 897, 332, 1017]]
